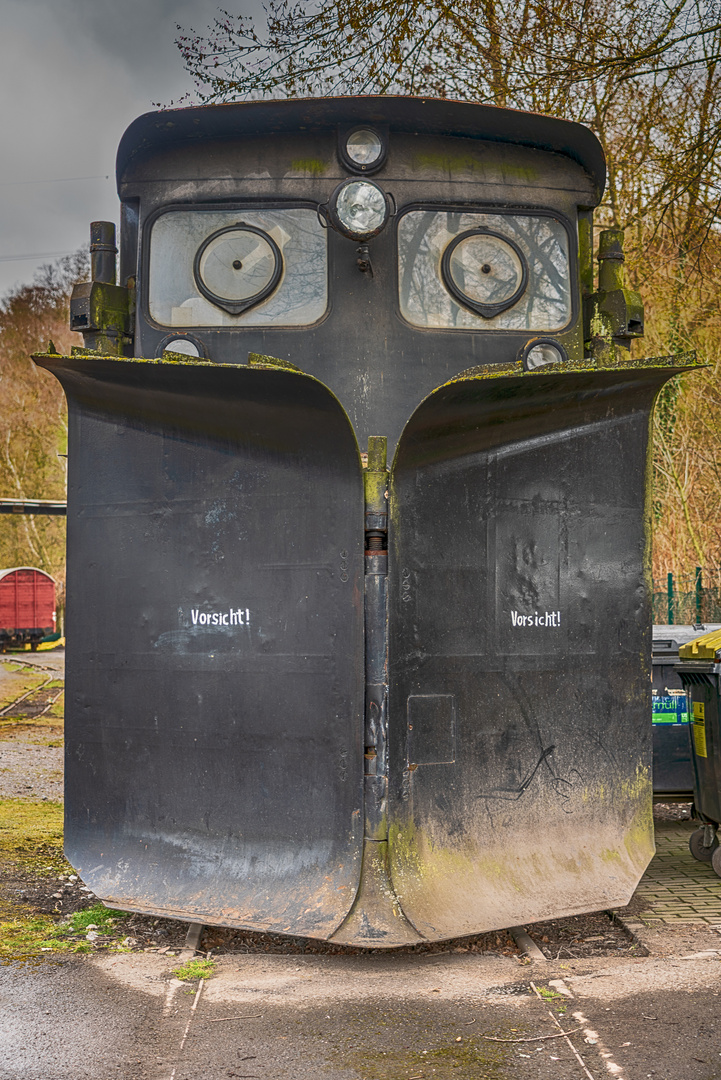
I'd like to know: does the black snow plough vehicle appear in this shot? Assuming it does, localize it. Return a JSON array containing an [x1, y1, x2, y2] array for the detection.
[[35, 97, 698, 945]]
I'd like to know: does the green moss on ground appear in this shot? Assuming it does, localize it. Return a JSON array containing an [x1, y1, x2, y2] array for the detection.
[[173, 957, 216, 981], [343, 1039, 508, 1079], [0, 798, 65, 872], [0, 800, 132, 959]]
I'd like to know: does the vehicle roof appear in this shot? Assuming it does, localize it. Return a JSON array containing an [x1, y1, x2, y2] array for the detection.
[[0, 567, 55, 583], [116, 96, 606, 204]]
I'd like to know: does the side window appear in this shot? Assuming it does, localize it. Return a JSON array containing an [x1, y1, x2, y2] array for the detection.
[[397, 210, 572, 331], [148, 208, 328, 328]]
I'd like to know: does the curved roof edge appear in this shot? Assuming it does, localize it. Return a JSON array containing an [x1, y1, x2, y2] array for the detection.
[[0, 567, 56, 583], [116, 96, 605, 205]]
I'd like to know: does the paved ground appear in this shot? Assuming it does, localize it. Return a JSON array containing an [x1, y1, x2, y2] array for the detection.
[[2, 947, 721, 1080], [633, 817, 721, 925], [3, 651, 721, 1079]]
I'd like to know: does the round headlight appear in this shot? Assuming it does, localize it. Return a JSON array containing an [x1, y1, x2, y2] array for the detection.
[[342, 128, 386, 171], [329, 180, 390, 241], [156, 334, 205, 359], [520, 339, 568, 371]]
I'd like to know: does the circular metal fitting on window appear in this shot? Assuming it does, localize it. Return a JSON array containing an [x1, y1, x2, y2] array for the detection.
[[326, 179, 392, 241], [338, 127, 387, 174], [193, 223, 283, 315], [441, 228, 528, 319], [519, 338, 568, 371], [155, 333, 207, 359]]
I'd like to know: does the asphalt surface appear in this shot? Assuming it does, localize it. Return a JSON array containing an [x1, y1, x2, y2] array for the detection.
[[1, 949, 720, 1080]]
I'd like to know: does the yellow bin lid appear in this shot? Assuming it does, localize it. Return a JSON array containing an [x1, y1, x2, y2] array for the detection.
[[679, 627, 721, 660]]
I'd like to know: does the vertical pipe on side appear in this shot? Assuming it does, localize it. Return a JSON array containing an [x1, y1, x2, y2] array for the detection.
[[668, 571, 674, 625], [90, 221, 117, 285]]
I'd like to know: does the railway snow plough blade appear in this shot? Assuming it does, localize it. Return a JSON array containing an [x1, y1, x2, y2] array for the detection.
[[36, 347, 698, 944], [38, 353, 365, 938], [386, 359, 691, 939], [30, 94, 706, 945]]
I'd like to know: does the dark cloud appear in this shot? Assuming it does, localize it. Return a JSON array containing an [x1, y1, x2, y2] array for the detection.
[[35, 0, 230, 77], [0, 0, 264, 296]]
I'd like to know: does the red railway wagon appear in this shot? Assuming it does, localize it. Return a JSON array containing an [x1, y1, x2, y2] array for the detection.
[[0, 568, 56, 651]]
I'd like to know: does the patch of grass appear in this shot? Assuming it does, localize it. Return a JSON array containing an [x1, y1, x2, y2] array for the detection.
[[1, 904, 135, 959], [534, 984, 567, 1014], [45, 692, 64, 721], [65, 903, 118, 932], [0, 798, 67, 873], [0, 914, 54, 953], [0, 913, 88, 957], [0, 799, 140, 959], [173, 957, 216, 981], [0, 716, 62, 734]]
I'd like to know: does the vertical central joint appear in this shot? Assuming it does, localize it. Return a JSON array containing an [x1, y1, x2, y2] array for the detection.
[[364, 435, 389, 840], [365, 436, 388, 557]]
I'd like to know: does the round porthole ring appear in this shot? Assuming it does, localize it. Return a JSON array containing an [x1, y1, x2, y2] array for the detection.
[[337, 126, 388, 175], [193, 222, 283, 316], [155, 333, 207, 359], [440, 227, 529, 319], [519, 337, 569, 371]]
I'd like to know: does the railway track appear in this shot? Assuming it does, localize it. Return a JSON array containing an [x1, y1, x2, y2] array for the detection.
[[0, 674, 64, 721]]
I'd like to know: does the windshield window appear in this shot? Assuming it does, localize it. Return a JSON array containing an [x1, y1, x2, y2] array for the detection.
[[398, 210, 572, 331], [148, 208, 328, 328]]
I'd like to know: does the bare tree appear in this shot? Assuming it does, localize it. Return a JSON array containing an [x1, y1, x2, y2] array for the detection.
[[176, 1, 721, 279], [149, 5, 721, 588], [0, 251, 87, 596]]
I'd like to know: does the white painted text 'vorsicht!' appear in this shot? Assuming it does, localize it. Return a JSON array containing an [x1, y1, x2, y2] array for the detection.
[[511, 610, 561, 627], [191, 608, 250, 627]]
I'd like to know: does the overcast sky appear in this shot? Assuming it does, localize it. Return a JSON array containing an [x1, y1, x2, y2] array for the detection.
[[0, 0, 263, 297]]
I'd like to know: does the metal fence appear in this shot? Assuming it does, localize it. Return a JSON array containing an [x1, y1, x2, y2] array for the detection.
[[653, 568, 721, 624]]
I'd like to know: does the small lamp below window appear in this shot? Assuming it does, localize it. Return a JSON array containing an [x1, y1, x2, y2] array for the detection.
[[519, 338, 568, 371]]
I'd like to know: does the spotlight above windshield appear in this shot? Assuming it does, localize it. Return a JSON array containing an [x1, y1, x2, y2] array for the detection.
[[325, 180, 392, 241]]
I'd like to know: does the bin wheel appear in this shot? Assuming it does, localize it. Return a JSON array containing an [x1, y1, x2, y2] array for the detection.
[[712, 847, 721, 878], [689, 826, 719, 863]]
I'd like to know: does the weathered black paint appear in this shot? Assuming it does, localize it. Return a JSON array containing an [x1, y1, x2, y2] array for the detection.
[[43, 355, 364, 936], [386, 361, 688, 936], [117, 98, 596, 453]]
